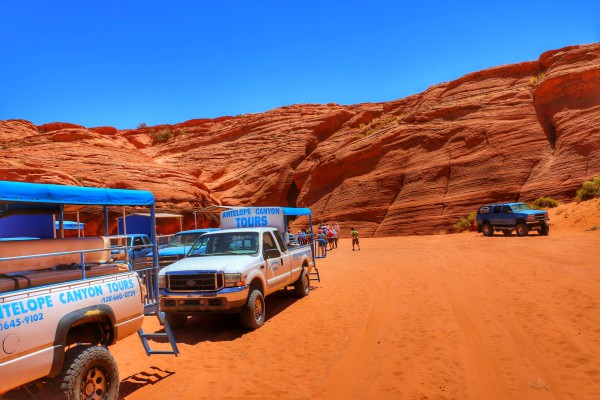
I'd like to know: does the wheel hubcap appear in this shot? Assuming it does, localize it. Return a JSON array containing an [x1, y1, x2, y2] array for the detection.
[[81, 367, 107, 400], [254, 298, 263, 321]]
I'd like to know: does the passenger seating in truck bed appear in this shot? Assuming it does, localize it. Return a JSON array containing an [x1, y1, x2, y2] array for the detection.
[[0, 237, 128, 293]]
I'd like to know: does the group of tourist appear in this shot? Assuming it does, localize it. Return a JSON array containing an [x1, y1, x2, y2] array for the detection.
[[316, 224, 340, 251], [289, 228, 312, 246], [287, 223, 361, 253]]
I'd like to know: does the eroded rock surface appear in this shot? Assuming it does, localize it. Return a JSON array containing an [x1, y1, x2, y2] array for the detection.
[[1, 43, 599, 236]]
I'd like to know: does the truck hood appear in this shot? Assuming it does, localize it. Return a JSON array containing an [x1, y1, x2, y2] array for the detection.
[[159, 254, 258, 275], [519, 210, 547, 216], [148, 246, 191, 258]]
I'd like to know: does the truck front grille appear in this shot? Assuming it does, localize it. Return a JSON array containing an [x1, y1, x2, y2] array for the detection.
[[168, 273, 223, 292]]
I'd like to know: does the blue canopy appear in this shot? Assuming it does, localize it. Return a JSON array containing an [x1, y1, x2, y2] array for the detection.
[[0, 214, 54, 238], [281, 207, 312, 216], [0, 181, 155, 207]]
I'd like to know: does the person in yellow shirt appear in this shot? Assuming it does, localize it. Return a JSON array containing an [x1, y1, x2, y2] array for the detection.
[[351, 227, 360, 251]]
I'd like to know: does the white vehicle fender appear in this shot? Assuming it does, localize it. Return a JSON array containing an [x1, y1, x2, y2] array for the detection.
[[48, 304, 117, 377], [293, 249, 313, 273], [301, 253, 311, 267], [298, 253, 312, 277], [243, 263, 267, 293]]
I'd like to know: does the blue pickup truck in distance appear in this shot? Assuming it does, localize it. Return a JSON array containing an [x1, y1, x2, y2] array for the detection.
[[476, 202, 550, 237], [147, 228, 219, 268], [109, 234, 153, 268]]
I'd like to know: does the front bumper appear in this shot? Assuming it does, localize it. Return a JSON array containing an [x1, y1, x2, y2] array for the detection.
[[526, 218, 550, 226], [159, 286, 248, 314]]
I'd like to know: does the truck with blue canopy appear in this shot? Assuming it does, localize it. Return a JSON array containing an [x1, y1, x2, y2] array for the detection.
[[158, 206, 322, 330], [0, 180, 178, 399]]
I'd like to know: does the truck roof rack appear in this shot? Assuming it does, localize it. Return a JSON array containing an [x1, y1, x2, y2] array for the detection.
[[0, 180, 179, 356]]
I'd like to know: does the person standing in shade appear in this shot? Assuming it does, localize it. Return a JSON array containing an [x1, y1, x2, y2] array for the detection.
[[351, 227, 360, 251]]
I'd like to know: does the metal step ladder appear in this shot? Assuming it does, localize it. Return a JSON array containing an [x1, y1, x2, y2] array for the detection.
[[309, 240, 325, 283], [309, 264, 321, 283], [138, 305, 179, 356]]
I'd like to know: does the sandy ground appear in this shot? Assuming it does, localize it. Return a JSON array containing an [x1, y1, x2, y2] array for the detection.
[[107, 201, 599, 400], [4, 200, 600, 399]]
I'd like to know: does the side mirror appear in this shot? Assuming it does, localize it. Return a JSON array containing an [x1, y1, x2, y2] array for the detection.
[[264, 248, 281, 260]]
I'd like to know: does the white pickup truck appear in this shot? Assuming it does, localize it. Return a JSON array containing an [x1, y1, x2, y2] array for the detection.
[[0, 245, 144, 398], [0, 180, 175, 400], [158, 226, 315, 329]]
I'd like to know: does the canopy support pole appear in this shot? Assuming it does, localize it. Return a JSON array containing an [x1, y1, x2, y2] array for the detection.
[[103, 206, 109, 236], [122, 208, 127, 235], [58, 206, 64, 238]]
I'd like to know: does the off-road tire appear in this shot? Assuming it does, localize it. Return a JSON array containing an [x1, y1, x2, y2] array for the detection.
[[482, 223, 493, 237], [539, 221, 550, 236], [58, 345, 119, 400], [294, 270, 310, 297], [165, 313, 187, 330], [240, 289, 265, 330], [516, 223, 529, 237]]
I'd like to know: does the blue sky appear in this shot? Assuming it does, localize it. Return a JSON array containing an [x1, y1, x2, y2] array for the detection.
[[1, 1, 598, 129]]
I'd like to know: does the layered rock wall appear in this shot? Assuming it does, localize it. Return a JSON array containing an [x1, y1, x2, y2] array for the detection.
[[1, 43, 598, 236]]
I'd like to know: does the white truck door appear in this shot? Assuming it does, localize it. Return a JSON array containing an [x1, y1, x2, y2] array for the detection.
[[273, 230, 293, 280], [263, 232, 291, 290]]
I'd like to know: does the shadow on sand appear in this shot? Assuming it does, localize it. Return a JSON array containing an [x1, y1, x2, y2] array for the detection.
[[149, 286, 317, 345], [118, 366, 176, 399], [0, 287, 319, 400], [0, 366, 176, 400]]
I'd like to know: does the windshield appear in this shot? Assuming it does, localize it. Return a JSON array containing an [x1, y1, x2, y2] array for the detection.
[[511, 203, 533, 211], [188, 232, 259, 256], [168, 233, 202, 247]]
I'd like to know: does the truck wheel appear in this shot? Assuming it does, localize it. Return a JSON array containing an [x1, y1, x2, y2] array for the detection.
[[294, 270, 310, 297], [58, 345, 119, 400], [240, 289, 265, 330], [539, 221, 550, 236], [482, 223, 493, 236], [165, 313, 187, 330], [516, 223, 529, 237]]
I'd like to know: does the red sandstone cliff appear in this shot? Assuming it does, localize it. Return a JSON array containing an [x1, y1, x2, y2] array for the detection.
[[1, 43, 599, 236]]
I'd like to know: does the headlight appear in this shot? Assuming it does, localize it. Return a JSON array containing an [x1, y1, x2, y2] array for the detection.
[[224, 273, 245, 288], [158, 274, 166, 289], [527, 214, 536, 221]]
